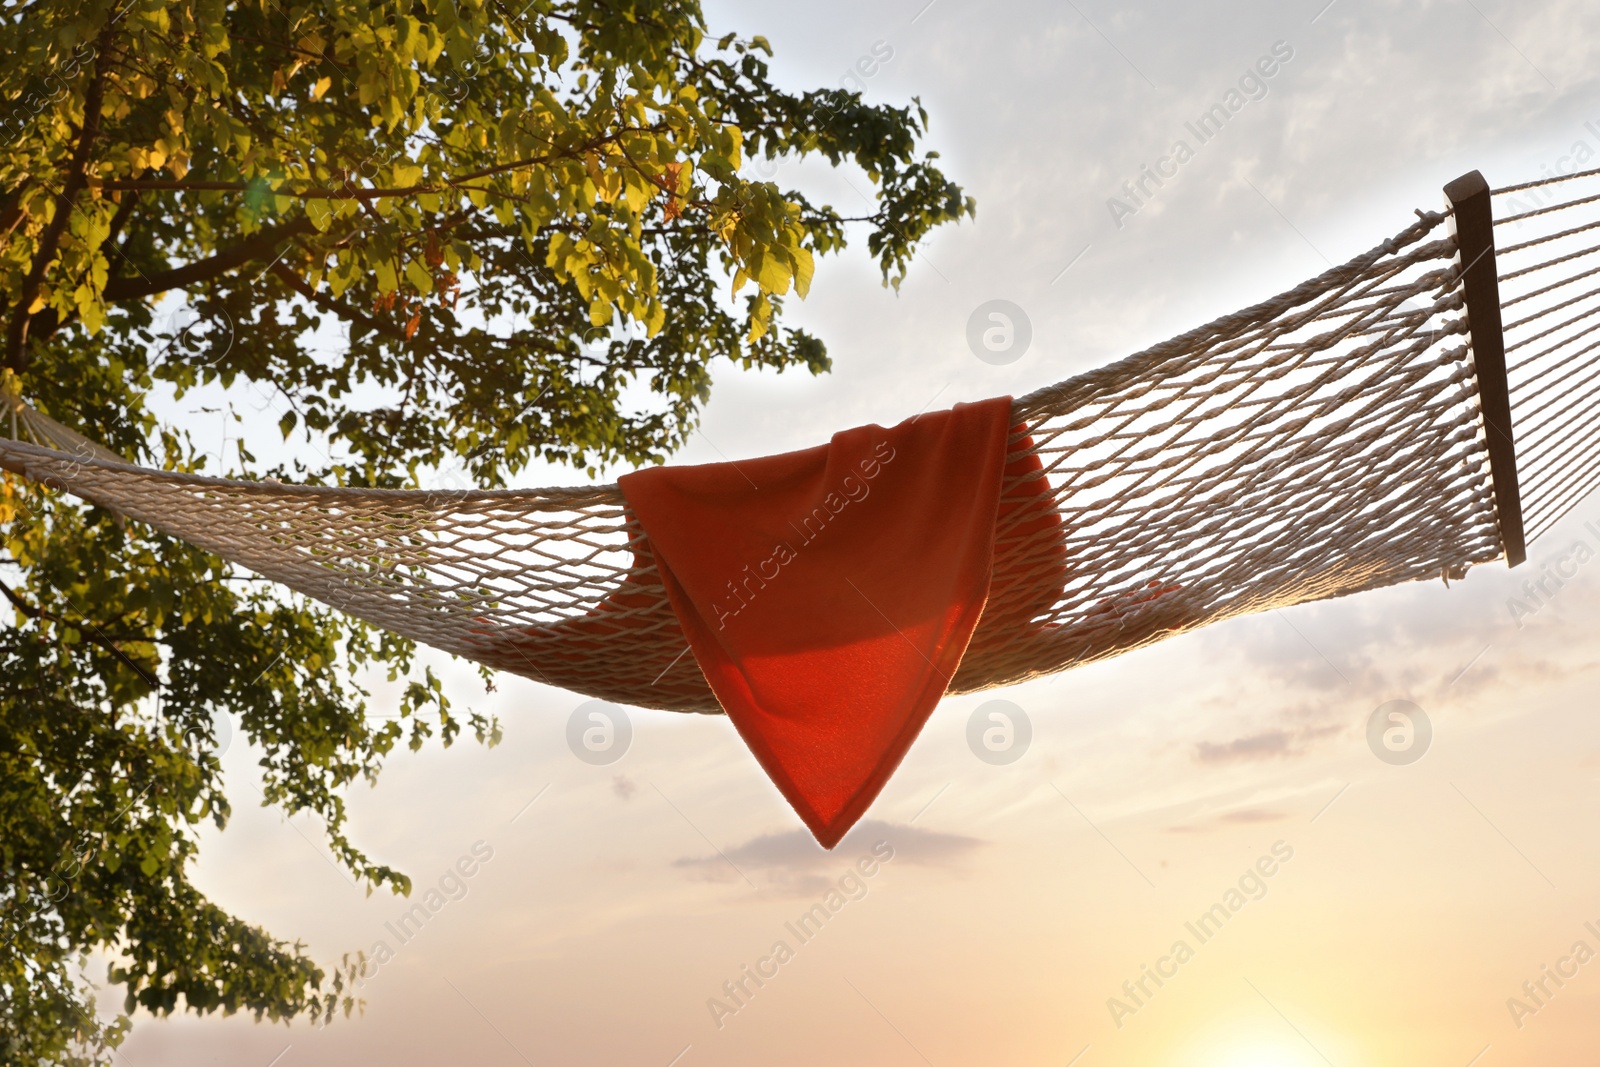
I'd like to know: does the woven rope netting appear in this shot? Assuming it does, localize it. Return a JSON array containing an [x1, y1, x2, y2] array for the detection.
[[2, 194, 1563, 713]]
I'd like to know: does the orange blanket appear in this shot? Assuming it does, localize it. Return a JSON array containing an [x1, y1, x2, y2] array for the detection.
[[620, 398, 1018, 847]]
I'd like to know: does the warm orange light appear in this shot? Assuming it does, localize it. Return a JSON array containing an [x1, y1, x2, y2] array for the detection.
[[1214, 1043, 1327, 1067], [1186, 1030, 1337, 1067]]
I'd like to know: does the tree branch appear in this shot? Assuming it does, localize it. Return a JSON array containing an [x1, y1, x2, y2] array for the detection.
[[228, 32, 352, 67], [268, 262, 406, 340], [98, 127, 670, 202], [0, 578, 157, 687], [102, 187, 142, 251], [5, 28, 115, 373], [0, 183, 31, 243], [102, 217, 317, 301]]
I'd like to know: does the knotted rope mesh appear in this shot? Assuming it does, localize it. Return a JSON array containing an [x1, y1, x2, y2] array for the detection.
[[0, 195, 1546, 713]]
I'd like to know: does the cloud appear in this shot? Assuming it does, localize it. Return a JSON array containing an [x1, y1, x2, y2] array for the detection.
[[1187, 537, 1600, 719], [1219, 807, 1288, 824], [672, 819, 984, 894], [1192, 716, 1342, 763], [1194, 729, 1295, 764], [1165, 805, 1290, 834]]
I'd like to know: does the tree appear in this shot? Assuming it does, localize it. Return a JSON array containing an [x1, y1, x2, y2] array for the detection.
[[0, 0, 972, 1059]]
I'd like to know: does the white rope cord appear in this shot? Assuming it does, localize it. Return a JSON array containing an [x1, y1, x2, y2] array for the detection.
[[1500, 238, 1600, 285], [1501, 260, 1600, 310], [0, 205, 1517, 710], [1496, 164, 1600, 196], [1497, 189, 1600, 227], [1494, 170, 1600, 541], [1499, 216, 1600, 256], [1504, 288, 1600, 345], [1504, 281, 1600, 332], [1515, 336, 1600, 418]]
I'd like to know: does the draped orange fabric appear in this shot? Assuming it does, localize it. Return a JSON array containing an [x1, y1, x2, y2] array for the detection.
[[620, 398, 1019, 847]]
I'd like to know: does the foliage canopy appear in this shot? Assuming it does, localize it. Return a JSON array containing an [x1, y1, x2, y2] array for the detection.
[[0, 0, 970, 1059]]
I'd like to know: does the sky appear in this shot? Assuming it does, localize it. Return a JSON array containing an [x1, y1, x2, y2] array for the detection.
[[106, 0, 1600, 1064]]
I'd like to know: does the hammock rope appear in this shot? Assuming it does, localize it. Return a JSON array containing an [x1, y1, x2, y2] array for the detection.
[[2, 169, 1595, 712], [1495, 169, 1600, 541]]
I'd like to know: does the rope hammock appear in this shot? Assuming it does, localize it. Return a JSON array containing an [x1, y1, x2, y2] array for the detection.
[[3, 167, 1597, 843]]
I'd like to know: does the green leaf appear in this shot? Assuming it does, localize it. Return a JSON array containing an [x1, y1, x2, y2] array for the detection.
[[374, 258, 397, 293], [792, 246, 815, 299], [305, 200, 332, 233], [404, 257, 433, 294], [755, 252, 791, 295]]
